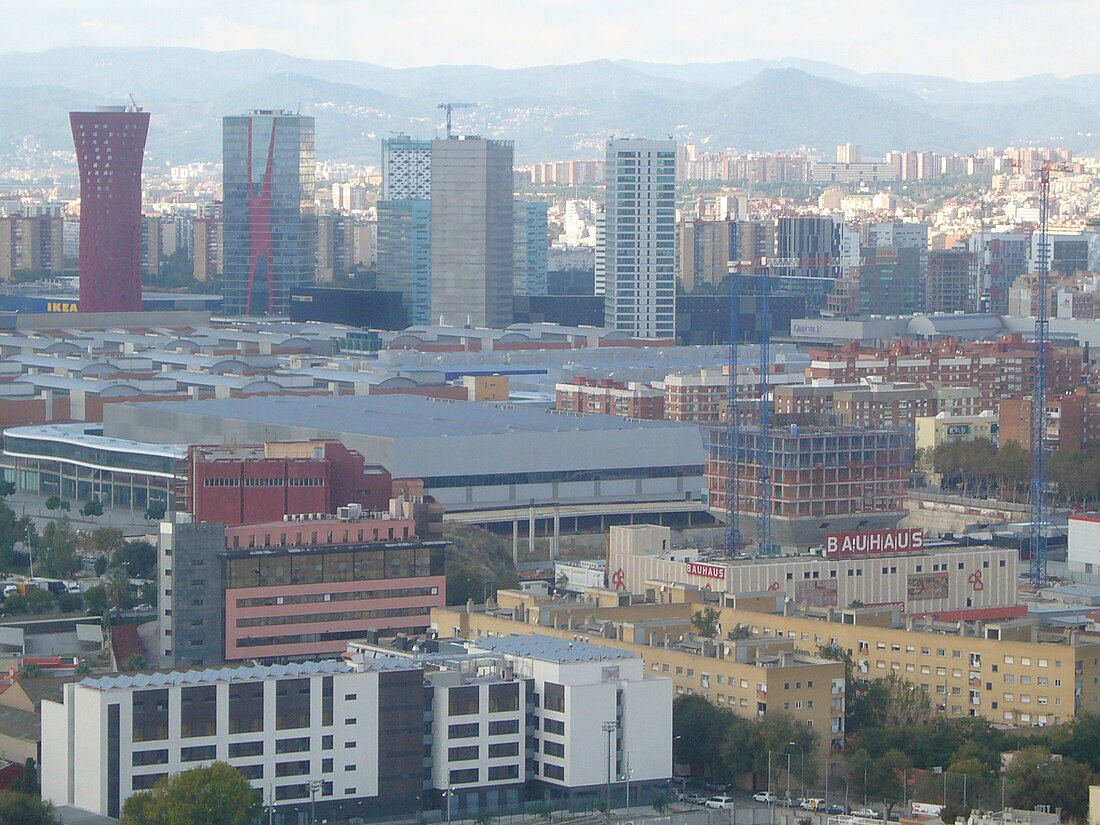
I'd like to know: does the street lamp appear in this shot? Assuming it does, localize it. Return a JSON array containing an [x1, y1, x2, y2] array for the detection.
[[309, 780, 324, 825], [603, 721, 618, 821], [445, 787, 453, 825], [788, 742, 805, 800]]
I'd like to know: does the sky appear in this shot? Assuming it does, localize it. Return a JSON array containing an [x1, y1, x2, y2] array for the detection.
[[6, 0, 1100, 81]]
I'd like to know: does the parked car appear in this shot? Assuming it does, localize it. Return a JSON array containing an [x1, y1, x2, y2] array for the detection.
[[801, 799, 826, 812], [705, 797, 735, 810], [679, 793, 707, 805], [780, 797, 799, 808], [827, 804, 849, 814], [753, 792, 778, 804], [851, 808, 879, 818]]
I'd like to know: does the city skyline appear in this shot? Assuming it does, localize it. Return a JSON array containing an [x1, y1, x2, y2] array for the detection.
[[7, 0, 1100, 81]]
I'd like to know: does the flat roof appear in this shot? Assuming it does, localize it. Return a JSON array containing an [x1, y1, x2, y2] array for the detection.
[[79, 657, 411, 691], [120, 394, 691, 439], [473, 633, 636, 663]]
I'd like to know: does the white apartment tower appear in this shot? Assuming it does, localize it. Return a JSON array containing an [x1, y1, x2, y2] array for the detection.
[[602, 138, 677, 338]]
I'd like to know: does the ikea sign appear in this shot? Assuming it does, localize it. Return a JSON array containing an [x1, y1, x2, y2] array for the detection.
[[46, 301, 79, 313]]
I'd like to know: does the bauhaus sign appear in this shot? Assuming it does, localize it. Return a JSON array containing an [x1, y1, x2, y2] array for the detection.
[[686, 561, 726, 579], [825, 528, 924, 556]]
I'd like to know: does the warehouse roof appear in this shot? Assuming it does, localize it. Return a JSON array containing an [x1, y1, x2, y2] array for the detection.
[[473, 634, 636, 663]]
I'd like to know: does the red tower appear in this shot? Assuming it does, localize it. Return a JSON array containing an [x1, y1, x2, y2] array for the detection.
[[70, 106, 150, 312]]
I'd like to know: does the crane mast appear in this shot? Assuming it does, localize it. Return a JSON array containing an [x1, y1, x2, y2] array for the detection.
[[724, 268, 741, 556]]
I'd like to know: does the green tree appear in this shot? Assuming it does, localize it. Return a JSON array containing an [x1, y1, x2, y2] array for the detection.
[[93, 555, 108, 576], [849, 673, 932, 732], [651, 793, 669, 815], [81, 527, 125, 559], [22, 588, 54, 615], [18, 662, 42, 679], [124, 654, 148, 673], [37, 518, 80, 578], [673, 694, 730, 779], [104, 566, 131, 610], [847, 748, 911, 817], [20, 758, 39, 796], [58, 592, 83, 613], [114, 539, 157, 579], [144, 501, 166, 521], [80, 498, 104, 518], [120, 762, 262, 825], [0, 792, 61, 825], [0, 479, 15, 497], [2, 593, 28, 615], [44, 495, 61, 511], [1005, 746, 1092, 820], [83, 584, 107, 616], [691, 606, 720, 638]]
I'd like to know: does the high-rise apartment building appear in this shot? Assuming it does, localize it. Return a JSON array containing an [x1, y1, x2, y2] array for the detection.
[[970, 233, 1028, 314], [222, 110, 316, 315], [70, 105, 150, 312], [378, 137, 433, 325], [429, 136, 514, 328], [773, 216, 838, 309], [603, 138, 677, 338], [0, 215, 65, 279], [513, 200, 548, 297]]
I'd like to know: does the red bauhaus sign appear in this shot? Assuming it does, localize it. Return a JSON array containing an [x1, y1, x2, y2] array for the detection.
[[825, 528, 924, 556], [687, 561, 726, 579]]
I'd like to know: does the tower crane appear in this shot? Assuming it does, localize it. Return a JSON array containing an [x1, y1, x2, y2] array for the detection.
[[724, 266, 742, 556], [437, 102, 475, 138], [1028, 159, 1074, 587]]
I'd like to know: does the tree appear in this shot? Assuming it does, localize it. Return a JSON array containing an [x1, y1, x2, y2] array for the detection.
[[691, 606, 720, 638], [0, 793, 61, 825], [44, 495, 61, 511], [58, 592, 83, 613], [848, 748, 911, 818], [80, 498, 104, 518], [1005, 746, 1092, 820], [83, 584, 107, 616], [673, 694, 730, 779], [37, 518, 80, 578], [114, 539, 157, 579], [81, 527, 125, 559], [124, 654, 148, 673], [728, 623, 753, 640], [104, 566, 131, 610], [22, 588, 55, 615], [651, 793, 669, 815], [0, 479, 15, 497], [848, 673, 932, 732], [144, 501, 166, 521], [93, 555, 108, 576], [20, 758, 39, 796], [120, 762, 262, 825], [18, 662, 42, 679]]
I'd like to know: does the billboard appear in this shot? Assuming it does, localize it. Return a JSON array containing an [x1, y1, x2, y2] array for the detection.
[[825, 528, 923, 556], [686, 561, 726, 580], [794, 579, 838, 607], [906, 572, 949, 600]]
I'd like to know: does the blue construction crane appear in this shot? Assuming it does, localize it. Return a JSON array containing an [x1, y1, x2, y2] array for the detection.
[[757, 263, 773, 556], [724, 269, 741, 556]]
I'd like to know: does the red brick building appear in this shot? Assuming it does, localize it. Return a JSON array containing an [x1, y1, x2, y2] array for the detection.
[[554, 377, 665, 419], [184, 440, 393, 526], [1000, 387, 1090, 454]]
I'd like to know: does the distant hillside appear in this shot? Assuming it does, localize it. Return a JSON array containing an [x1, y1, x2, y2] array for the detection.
[[0, 47, 1096, 167]]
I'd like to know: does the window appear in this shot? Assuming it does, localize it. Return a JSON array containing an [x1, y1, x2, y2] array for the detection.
[[449, 746, 479, 761], [489, 719, 519, 736], [543, 764, 564, 780], [489, 682, 519, 713], [543, 682, 565, 713], [228, 741, 263, 758], [276, 761, 311, 777], [450, 768, 479, 785], [449, 723, 479, 739], [181, 745, 216, 762], [132, 750, 168, 766], [276, 737, 310, 754], [543, 741, 565, 757], [448, 686, 480, 716], [488, 742, 519, 758], [543, 718, 565, 735], [488, 764, 519, 781]]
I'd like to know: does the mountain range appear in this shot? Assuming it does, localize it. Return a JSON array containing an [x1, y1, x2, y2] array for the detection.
[[0, 47, 1097, 168]]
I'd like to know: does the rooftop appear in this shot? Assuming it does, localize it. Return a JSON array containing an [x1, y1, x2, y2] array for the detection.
[[473, 633, 636, 663], [79, 657, 411, 691]]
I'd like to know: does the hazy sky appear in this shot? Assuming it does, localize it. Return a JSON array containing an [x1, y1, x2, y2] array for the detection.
[[8, 0, 1100, 81]]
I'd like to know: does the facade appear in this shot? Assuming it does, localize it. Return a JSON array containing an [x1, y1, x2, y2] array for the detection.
[[999, 389, 1088, 454], [41, 659, 425, 821], [377, 199, 432, 325], [513, 200, 549, 297], [382, 136, 432, 201], [0, 216, 65, 279], [971, 233, 1029, 315], [315, 215, 356, 282], [915, 411, 1000, 469], [1068, 515, 1100, 575], [554, 377, 665, 419], [706, 424, 912, 550], [603, 138, 677, 338], [607, 525, 1017, 614], [679, 219, 733, 292], [222, 111, 316, 315], [192, 216, 222, 282], [158, 510, 446, 665], [853, 246, 925, 316], [774, 216, 838, 309], [927, 249, 978, 314], [429, 136, 515, 328], [70, 105, 150, 312], [182, 440, 392, 526]]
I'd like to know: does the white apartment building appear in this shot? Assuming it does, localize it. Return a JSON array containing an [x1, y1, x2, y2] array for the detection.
[[42, 659, 425, 822], [602, 138, 677, 338]]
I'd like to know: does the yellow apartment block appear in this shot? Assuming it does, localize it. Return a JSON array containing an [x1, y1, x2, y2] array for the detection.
[[433, 590, 846, 764]]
